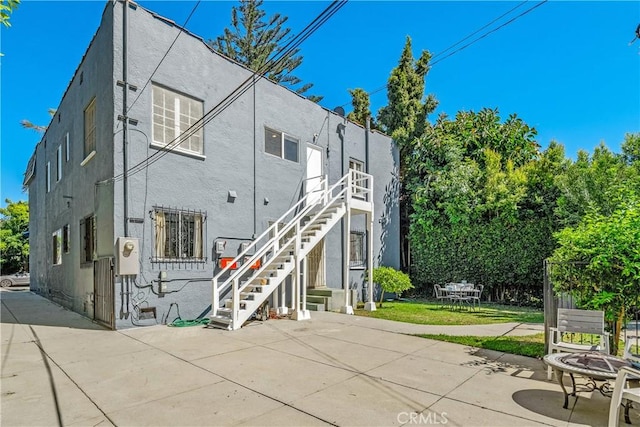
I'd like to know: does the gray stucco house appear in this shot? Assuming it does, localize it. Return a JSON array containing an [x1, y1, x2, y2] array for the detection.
[[24, 0, 400, 330]]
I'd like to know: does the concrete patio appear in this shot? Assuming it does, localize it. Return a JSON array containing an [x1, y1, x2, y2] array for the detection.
[[1, 287, 636, 426]]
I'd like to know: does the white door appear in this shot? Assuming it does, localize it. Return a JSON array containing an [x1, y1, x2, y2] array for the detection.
[[306, 145, 323, 204]]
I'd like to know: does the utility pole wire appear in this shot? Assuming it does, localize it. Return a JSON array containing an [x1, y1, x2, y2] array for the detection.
[[339, 0, 547, 108], [119, 0, 201, 129]]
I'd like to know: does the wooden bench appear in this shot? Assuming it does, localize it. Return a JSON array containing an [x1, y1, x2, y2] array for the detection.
[[547, 308, 610, 380]]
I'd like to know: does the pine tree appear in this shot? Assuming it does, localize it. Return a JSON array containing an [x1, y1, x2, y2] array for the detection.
[[209, 0, 321, 102]]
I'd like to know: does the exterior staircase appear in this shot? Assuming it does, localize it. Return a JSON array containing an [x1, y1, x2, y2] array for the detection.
[[209, 170, 373, 330]]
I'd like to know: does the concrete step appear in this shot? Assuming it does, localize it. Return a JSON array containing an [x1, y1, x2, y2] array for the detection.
[[307, 288, 334, 297], [306, 302, 325, 312], [307, 295, 328, 305]]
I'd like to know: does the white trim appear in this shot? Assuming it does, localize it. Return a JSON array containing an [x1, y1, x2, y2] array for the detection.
[[149, 142, 206, 160], [65, 133, 70, 162], [80, 150, 96, 166], [46, 161, 51, 193], [56, 145, 62, 182]]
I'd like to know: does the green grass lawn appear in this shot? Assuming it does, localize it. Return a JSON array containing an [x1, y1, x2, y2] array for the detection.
[[354, 299, 544, 326], [416, 333, 546, 358], [354, 300, 546, 358]]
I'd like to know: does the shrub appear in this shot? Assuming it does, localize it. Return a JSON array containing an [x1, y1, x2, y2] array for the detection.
[[372, 266, 414, 307]]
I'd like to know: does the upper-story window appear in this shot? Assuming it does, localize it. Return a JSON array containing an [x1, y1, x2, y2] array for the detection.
[[65, 133, 70, 162], [265, 128, 299, 162], [84, 98, 96, 159], [46, 162, 51, 193], [56, 145, 62, 182], [152, 84, 204, 155]]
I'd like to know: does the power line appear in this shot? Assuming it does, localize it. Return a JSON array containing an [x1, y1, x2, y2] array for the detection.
[[111, 1, 347, 183], [124, 1, 201, 120], [430, 0, 548, 67], [431, 0, 528, 61], [339, 0, 547, 108]]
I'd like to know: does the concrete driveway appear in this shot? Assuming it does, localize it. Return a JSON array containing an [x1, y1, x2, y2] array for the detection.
[[1, 288, 632, 426]]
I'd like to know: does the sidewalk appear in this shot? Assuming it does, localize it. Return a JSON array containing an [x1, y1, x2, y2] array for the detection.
[[1, 288, 627, 426]]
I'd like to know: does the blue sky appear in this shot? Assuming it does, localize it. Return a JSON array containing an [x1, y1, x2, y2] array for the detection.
[[1, 1, 639, 206]]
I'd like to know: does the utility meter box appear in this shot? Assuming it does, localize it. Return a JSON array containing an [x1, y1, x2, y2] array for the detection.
[[115, 237, 140, 276]]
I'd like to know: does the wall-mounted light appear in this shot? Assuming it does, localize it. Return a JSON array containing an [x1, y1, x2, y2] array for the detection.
[[264, 197, 269, 205], [228, 190, 237, 203]]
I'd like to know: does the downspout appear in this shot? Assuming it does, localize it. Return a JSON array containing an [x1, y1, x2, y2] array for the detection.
[[365, 117, 370, 173], [364, 117, 370, 302], [122, 0, 130, 320], [337, 121, 346, 290], [122, 0, 129, 237], [253, 75, 257, 237]]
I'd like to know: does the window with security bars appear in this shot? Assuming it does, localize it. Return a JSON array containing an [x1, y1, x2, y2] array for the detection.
[[350, 230, 366, 268], [265, 127, 299, 162], [84, 98, 96, 158], [152, 85, 204, 155], [154, 208, 205, 261]]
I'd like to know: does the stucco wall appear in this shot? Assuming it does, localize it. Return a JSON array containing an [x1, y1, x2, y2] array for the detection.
[[29, 1, 399, 328], [27, 4, 115, 318]]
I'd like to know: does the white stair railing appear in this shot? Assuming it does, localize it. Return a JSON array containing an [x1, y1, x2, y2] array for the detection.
[[210, 171, 373, 329]]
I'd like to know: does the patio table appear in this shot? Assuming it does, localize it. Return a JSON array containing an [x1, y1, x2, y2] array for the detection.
[[544, 352, 632, 411], [444, 283, 478, 311]]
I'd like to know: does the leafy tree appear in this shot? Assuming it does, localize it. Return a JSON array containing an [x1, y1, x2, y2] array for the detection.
[[549, 187, 640, 354], [0, 0, 19, 27], [0, 199, 29, 273], [622, 132, 640, 171], [209, 0, 321, 102], [346, 88, 375, 128], [408, 109, 555, 303], [555, 143, 635, 228], [371, 266, 413, 307]]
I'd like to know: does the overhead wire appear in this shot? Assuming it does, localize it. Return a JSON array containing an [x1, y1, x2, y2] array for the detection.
[[338, 0, 547, 108], [110, 0, 347, 183], [119, 0, 202, 129]]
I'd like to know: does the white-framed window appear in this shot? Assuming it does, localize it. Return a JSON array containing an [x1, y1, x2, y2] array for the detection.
[[84, 98, 96, 159], [65, 132, 70, 162], [52, 229, 62, 265], [153, 208, 205, 261], [56, 145, 62, 182], [152, 85, 204, 155], [80, 215, 95, 266], [265, 127, 299, 162], [350, 230, 366, 268], [46, 161, 51, 193]]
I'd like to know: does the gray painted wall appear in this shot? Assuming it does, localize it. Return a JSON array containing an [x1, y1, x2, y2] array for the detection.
[[27, 4, 115, 318], [27, 1, 399, 329]]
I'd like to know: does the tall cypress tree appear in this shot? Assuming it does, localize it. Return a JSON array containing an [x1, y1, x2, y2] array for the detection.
[[209, 0, 321, 102], [377, 36, 438, 271]]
